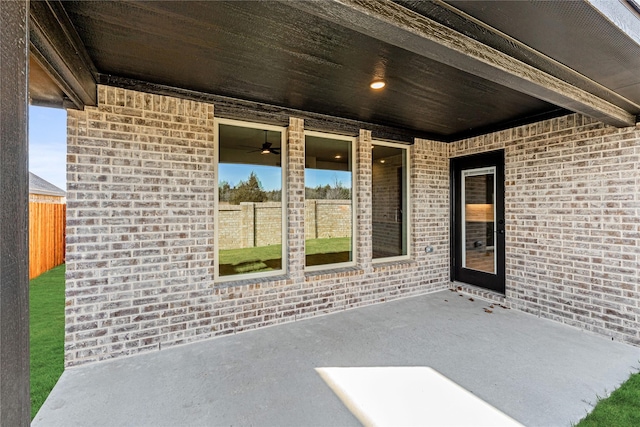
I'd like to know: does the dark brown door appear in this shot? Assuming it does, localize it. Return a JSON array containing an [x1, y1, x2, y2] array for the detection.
[[451, 151, 505, 293]]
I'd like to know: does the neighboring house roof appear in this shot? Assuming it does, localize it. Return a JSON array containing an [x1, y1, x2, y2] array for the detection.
[[29, 172, 66, 197]]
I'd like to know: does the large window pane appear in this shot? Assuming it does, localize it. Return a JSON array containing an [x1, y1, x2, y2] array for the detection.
[[305, 134, 353, 268], [372, 143, 408, 260], [217, 122, 284, 278]]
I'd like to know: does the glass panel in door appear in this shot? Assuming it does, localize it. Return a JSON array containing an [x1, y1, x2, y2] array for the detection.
[[462, 167, 496, 274]]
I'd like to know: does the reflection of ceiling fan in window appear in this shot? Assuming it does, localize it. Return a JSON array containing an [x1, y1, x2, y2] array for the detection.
[[246, 131, 280, 155]]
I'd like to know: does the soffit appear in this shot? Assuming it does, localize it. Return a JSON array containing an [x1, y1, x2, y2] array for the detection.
[[438, 0, 640, 106], [58, 0, 558, 139], [29, 0, 640, 141]]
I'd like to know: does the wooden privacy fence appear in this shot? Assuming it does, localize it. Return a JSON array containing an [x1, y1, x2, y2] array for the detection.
[[29, 202, 66, 279]]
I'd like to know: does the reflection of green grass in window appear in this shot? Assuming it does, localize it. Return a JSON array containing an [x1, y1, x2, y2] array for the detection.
[[218, 237, 351, 275], [219, 244, 282, 276], [305, 237, 351, 267]]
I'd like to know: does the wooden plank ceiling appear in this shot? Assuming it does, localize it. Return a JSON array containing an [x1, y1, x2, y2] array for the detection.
[[28, 0, 640, 142]]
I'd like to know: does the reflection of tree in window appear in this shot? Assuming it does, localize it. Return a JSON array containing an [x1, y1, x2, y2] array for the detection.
[[305, 178, 351, 200], [304, 134, 353, 268], [220, 172, 282, 204]]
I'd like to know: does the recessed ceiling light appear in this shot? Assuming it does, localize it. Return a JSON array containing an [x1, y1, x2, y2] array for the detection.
[[370, 80, 386, 90], [380, 159, 386, 164], [335, 154, 342, 159]]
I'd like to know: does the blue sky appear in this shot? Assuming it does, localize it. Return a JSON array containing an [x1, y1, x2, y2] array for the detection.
[[29, 106, 67, 190], [29, 105, 352, 192], [219, 164, 282, 191], [219, 164, 351, 191], [306, 169, 351, 189]]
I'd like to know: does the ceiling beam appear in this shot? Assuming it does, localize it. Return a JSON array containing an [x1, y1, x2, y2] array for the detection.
[[414, 0, 640, 114], [29, 0, 97, 109], [287, 0, 636, 127]]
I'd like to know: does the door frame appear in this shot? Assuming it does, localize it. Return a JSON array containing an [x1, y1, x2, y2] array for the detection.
[[450, 150, 506, 294]]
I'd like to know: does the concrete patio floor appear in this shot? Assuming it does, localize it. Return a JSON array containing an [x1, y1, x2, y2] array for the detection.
[[33, 290, 640, 427]]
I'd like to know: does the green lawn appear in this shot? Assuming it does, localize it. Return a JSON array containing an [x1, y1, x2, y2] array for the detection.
[[576, 372, 640, 426], [30, 264, 65, 419], [219, 237, 351, 275]]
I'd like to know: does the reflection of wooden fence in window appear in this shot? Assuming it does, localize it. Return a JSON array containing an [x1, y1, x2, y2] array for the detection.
[[29, 202, 66, 279]]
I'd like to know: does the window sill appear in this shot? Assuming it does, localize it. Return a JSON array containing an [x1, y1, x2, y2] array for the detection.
[[304, 266, 364, 281], [372, 259, 417, 272], [214, 274, 290, 289]]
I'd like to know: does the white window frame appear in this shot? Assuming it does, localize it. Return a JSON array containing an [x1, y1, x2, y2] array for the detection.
[[304, 130, 357, 271], [214, 118, 288, 282], [371, 140, 411, 264]]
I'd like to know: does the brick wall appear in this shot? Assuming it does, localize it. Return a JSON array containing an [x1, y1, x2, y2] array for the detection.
[[450, 114, 640, 346], [218, 204, 242, 249], [411, 139, 452, 280], [66, 86, 638, 367], [65, 86, 451, 366], [312, 200, 351, 239], [218, 202, 281, 249], [66, 86, 216, 365]]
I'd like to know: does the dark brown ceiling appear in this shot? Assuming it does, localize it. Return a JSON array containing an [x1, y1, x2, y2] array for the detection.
[[29, 0, 640, 142]]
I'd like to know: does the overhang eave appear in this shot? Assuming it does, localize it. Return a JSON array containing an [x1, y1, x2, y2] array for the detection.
[[288, 0, 637, 128], [27, 0, 640, 134]]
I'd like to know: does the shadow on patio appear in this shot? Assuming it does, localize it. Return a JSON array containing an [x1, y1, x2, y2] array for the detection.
[[33, 290, 640, 426]]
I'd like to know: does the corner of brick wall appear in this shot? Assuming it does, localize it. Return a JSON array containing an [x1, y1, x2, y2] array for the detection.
[[411, 138, 451, 284], [65, 85, 216, 365], [451, 113, 640, 346]]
